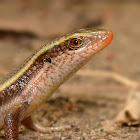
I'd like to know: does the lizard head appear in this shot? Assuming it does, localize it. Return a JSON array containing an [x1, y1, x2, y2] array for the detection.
[[42, 28, 113, 84], [63, 29, 113, 56], [44, 28, 113, 60]]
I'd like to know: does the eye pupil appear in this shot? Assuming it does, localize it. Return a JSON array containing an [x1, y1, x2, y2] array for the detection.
[[73, 40, 78, 45]]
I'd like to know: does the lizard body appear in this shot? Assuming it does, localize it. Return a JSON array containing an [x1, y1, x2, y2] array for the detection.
[[0, 29, 113, 140]]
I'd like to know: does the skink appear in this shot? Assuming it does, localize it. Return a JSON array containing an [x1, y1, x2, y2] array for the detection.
[[0, 29, 113, 140]]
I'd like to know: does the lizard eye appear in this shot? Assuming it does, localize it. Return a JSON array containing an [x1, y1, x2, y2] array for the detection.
[[70, 38, 82, 48]]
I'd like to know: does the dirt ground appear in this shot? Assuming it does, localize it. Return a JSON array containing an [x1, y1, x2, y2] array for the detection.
[[0, 0, 140, 139]]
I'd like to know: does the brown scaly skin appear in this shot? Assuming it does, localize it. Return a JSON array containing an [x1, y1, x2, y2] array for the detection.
[[0, 29, 113, 140]]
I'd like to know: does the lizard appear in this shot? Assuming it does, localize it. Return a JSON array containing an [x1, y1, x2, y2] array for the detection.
[[0, 28, 113, 140]]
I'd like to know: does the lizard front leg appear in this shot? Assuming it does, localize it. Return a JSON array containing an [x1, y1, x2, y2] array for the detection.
[[4, 102, 28, 140]]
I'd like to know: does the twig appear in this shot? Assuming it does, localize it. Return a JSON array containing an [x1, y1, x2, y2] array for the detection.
[[76, 70, 139, 88]]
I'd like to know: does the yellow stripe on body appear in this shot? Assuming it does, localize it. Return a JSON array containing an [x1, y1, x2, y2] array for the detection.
[[0, 32, 91, 91]]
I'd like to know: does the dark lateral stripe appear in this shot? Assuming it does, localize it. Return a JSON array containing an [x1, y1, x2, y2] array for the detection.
[[0, 32, 89, 91]]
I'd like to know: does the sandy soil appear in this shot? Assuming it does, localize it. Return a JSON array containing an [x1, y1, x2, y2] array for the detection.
[[0, 0, 140, 139]]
